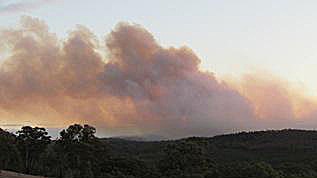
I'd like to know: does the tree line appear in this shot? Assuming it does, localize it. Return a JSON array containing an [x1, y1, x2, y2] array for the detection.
[[1, 125, 317, 178]]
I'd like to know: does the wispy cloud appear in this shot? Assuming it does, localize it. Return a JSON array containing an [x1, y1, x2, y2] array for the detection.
[[0, 0, 57, 14]]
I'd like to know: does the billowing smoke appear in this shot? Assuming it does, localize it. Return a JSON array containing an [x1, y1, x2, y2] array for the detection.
[[1, 16, 317, 138], [230, 73, 317, 130]]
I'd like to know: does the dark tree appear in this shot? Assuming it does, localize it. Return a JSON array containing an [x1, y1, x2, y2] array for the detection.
[[81, 124, 96, 142], [44, 124, 98, 178], [16, 126, 51, 174], [0, 128, 22, 171], [59, 124, 83, 143], [59, 124, 96, 143]]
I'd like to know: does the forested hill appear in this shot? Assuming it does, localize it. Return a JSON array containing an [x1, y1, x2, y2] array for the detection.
[[2, 126, 317, 178]]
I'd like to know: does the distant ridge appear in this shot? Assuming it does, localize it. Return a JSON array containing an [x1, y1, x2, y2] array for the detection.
[[115, 134, 167, 141]]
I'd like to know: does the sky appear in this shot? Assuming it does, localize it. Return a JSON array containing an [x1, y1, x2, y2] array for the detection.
[[1, 0, 317, 138]]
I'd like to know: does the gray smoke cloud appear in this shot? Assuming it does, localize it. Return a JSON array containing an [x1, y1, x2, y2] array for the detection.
[[5, 16, 313, 138]]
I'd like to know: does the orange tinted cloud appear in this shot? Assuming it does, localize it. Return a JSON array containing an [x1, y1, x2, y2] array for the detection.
[[228, 72, 317, 129], [1, 16, 317, 138], [238, 74, 294, 120]]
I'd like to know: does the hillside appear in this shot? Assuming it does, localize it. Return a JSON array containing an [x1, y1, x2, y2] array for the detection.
[[0, 171, 46, 178], [3, 126, 317, 178], [101, 129, 317, 166]]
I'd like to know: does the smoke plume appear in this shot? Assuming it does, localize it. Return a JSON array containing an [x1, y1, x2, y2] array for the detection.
[[1, 16, 317, 137]]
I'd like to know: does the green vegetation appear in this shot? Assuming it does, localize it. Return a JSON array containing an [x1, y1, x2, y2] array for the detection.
[[1, 126, 317, 178]]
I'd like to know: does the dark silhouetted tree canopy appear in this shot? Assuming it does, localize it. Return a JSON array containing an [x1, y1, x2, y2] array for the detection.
[[2, 127, 317, 178]]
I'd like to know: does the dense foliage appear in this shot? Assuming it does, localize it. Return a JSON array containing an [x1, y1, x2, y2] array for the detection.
[[2, 126, 317, 178]]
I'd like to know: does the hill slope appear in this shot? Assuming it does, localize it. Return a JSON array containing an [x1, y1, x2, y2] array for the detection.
[[0, 171, 46, 178]]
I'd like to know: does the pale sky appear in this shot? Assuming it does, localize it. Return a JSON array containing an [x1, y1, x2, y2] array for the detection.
[[1, 0, 317, 95]]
